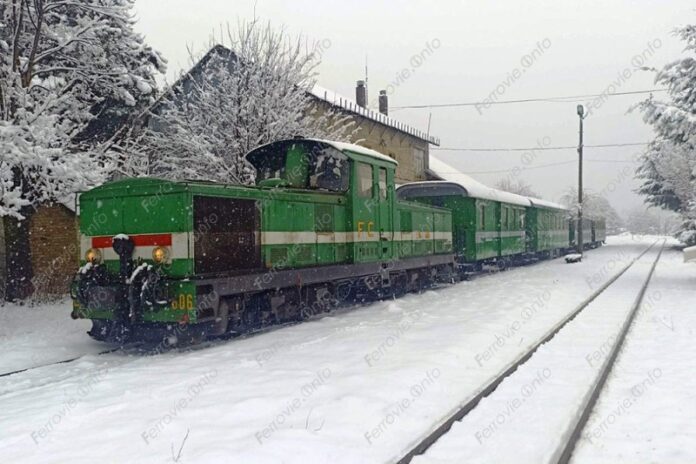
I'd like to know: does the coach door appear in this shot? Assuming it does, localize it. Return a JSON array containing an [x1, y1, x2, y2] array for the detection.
[[376, 167, 394, 260]]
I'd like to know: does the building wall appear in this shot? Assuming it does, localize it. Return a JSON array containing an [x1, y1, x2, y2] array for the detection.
[[351, 121, 429, 184], [29, 205, 78, 298]]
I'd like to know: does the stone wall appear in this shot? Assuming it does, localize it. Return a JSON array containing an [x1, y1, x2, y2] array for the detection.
[[0, 217, 5, 301]]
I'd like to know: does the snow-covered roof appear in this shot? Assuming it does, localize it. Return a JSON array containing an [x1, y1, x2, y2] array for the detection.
[[324, 139, 398, 165], [310, 84, 440, 146], [248, 138, 398, 166], [424, 156, 532, 207], [414, 155, 569, 210], [528, 197, 567, 210]]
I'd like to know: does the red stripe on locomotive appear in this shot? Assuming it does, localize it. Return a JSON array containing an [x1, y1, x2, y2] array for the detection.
[[91, 234, 173, 248]]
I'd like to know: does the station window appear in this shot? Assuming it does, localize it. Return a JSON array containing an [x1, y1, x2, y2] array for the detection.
[[378, 168, 388, 199], [357, 162, 373, 198]]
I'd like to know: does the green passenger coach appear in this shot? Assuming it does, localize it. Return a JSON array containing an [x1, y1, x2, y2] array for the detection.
[[396, 181, 532, 269], [525, 199, 569, 257], [72, 139, 454, 343], [396, 179, 578, 270]]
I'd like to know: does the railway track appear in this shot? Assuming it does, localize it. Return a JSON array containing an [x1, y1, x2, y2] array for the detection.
[[0, 316, 302, 381], [394, 240, 662, 464], [0, 344, 141, 379], [552, 240, 664, 463]]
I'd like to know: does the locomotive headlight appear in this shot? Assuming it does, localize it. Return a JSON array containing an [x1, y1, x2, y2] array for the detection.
[[85, 248, 102, 264], [152, 246, 170, 264]]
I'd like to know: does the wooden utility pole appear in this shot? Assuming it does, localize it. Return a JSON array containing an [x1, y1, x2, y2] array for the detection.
[[576, 104, 585, 254]]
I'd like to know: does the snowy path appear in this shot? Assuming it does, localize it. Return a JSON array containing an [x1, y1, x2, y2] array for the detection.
[[411, 243, 662, 464], [0, 236, 665, 463], [571, 246, 696, 463]]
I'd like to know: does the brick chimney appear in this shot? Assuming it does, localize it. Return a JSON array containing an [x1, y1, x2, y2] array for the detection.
[[378, 90, 388, 116], [356, 80, 367, 108]]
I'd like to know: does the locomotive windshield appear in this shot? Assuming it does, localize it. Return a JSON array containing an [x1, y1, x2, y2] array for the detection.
[[246, 140, 349, 192]]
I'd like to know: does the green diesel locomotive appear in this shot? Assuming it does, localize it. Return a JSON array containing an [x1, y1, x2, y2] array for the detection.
[[72, 139, 454, 343]]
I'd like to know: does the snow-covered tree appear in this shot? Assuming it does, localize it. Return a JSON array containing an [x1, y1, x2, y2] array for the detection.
[[560, 187, 623, 231], [0, 0, 165, 299], [635, 24, 696, 243], [130, 21, 354, 183], [625, 206, 681, 235], [494, 178, 539, 198]]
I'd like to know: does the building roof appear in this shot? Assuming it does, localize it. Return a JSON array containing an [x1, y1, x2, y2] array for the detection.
[[151, 45, 440, 148], [309, 84, 440, 146]]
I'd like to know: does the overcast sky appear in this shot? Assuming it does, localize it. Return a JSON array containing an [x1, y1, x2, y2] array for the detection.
[[134, 0, 694, 216]]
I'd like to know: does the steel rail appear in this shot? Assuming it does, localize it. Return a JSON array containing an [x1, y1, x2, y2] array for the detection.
[[0, 344, 142, 379]]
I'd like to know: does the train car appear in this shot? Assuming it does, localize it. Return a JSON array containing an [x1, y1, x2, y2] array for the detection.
[[525, 199, 569, 258], [71, 138, 454, 343], [592, 217, 607, 246], [569, 217, 596, 250], [396, 181, 531, 269]]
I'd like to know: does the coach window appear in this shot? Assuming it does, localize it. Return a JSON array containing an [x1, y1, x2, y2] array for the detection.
[[378, 168, 388, 199], [357, 162, 373, 198], [479, 204, 485, 229]]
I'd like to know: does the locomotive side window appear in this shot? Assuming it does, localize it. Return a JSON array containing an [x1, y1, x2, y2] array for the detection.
[[250, 147, 288, 184], [378, 168, 388, 199], [357, 162, 373, 198]]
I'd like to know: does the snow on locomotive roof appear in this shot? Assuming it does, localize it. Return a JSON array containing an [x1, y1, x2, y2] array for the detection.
[[249, 138, 398, 166], [325, 140, 398, 165], [423, 156, 532, 207]]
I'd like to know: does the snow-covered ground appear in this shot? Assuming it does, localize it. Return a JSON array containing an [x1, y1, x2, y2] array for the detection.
[[0, 235, 691, 463], [0, 300, 102, 375]]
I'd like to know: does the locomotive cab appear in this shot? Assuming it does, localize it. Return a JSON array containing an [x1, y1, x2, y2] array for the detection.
[[246, 139, 350, 193]]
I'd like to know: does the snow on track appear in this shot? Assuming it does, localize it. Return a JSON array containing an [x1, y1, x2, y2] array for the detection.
[[0, 300, 107, 376], [571, 246, 696, 464], [0, 236, 662, 463], [411, 245, 662, 464]]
